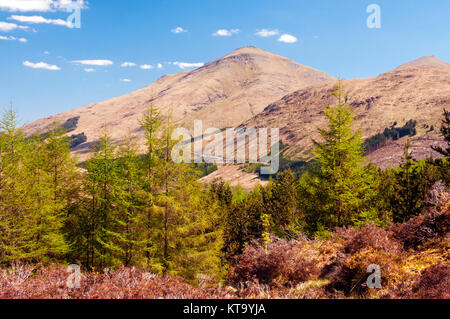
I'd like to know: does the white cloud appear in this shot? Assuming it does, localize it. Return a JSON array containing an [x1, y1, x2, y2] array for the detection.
[[9, 15, 72, 27], [171, 26, 187, 34], [84, 68, 94, 72], [172, 61, 204, 69], [0, 21, 28, 31], [0, 0, 54, 12], [53, 0, 86, 10], [72, 59, 113, 66], [23, 60, 60, 70], [120, 78, 132, 82], [0, 34, 26, 42], [255, 29, 280, 38], [212, 29, 240, 37], [0, 0, 86, 12], [157, 63, 163, 69], [140, 64, 153, 70], [44, 50, 49, 54], [255, 28, 279, 37], [278, 34, 297, 43], [121, 62, 136, 67]]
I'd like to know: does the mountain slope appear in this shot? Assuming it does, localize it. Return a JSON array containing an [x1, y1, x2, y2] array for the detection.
[[23, 47, 335, 159], [241, 56, 450, 168], [396, 56, 449, 69]]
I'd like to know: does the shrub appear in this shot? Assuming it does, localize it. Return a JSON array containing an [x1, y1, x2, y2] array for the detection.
[[237, 279, 333, 299], [386, 263, 450, 299], [410, 263, 450, 299], [0, 264, 231, 299], [336, 222, 401, 255], [321, 223, 403, 297], [228, 238, 322, 288], [228, 239, 290, 286], [391, 198, 449, 250]]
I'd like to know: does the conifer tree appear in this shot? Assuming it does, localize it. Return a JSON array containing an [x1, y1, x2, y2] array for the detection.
[[23, 134, 68, 261], [169, 179, 223, 282], [298, 82, 379, 233], [0, 109, 68, 263], [0, 108, 29, 262], [41, 126, 77, 202], [221, 186, 264, 262], [159, 112, 181, 272], [83, 132, 120, 268], [386, 141, 432, 223], [143, 111, 224, 278], [262, 170, 299, 238], [432, 109, 450, 157], [210, 180, 233, 209], [140, 103, 162, 266], [115, 134, 147, 266], [42, 128, 84, 264]]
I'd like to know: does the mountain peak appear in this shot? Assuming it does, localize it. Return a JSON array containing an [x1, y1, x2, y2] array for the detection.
[[24, 47, 335, 161], [397, 56, 449, 69], [224, 46, 278, 58]]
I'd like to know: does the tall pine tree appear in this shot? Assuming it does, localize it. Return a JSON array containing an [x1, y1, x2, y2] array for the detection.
[[82, 131, 121, 268], [298, 82, 379, 234], [0, 109, 68, 263], [140, 103, 162, 266]]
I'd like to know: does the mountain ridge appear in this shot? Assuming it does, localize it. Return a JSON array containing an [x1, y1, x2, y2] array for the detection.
[[395, 56, 449, 70], [22, 50, 449, 172], [242, 57, 449, 166], [23, 47, 335, 160]]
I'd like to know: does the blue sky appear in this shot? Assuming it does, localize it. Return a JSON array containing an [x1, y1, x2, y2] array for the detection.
[[1, 0, 449, 124]]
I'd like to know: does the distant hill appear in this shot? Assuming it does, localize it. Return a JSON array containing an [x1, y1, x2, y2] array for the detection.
[[241, 56, 450, 168], [395, 56, 449, 69], [22, 46, 335, 160], [22, 50, 449, 188]]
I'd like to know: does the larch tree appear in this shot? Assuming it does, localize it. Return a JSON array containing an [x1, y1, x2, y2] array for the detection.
[[140, 102, 162, 266], [168, 175, 224, 282], [115, 134, 147, 266], [159, 112, 179, 273], [0, 109, 68, 263], [0, 108, 29, 262], [387, 141, 432, 223], [298, 82, 379, 234], [262, 170, 299, 238], [83, 131, 121, 268], [23, 134, 68, 262]]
